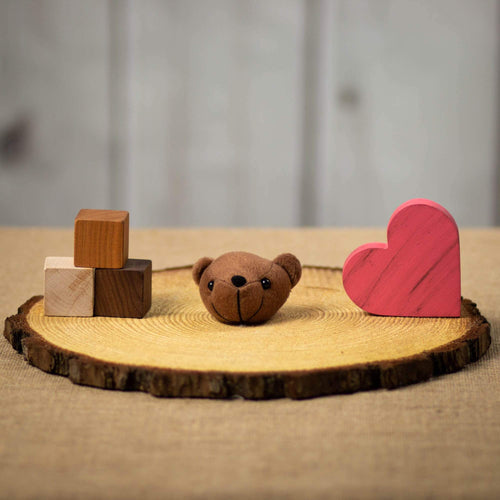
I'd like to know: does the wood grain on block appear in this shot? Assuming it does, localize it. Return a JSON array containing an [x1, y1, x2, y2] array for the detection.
[[44, 257, 94, 317], [343, 199, 461, 317], [74, 209, 129, 269], [94, 259, 152, 318], [4, 267, 490, 399]]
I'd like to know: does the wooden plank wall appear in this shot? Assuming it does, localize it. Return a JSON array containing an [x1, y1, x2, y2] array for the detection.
[[0, 0, 110, 225], [0, 0, 498, 226]]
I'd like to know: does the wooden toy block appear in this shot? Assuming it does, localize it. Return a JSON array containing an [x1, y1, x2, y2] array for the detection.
[[74, 209, 129, 269], [94, 259, 152, 318], [44, 257, 94, 317], [342, 198, 461, 317]]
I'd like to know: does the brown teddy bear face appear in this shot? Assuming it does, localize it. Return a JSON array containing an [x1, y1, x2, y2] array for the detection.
[[192, 251, 302, 324]]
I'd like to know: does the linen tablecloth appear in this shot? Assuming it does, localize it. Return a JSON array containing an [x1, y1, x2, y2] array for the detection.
[[1, 227, 498, 499]]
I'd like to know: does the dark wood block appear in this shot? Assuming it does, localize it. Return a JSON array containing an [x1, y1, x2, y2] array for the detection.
[[94, 259, 152, 318], [74, 209, 129, 269]]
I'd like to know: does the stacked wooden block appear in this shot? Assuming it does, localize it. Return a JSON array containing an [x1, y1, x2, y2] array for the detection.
[[44, 209, 152, 318]]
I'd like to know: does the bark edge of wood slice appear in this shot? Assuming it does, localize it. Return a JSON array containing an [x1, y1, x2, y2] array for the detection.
[[3, 266, 491, 400]]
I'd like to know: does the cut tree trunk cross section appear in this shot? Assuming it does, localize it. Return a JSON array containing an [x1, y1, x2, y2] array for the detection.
[[3, 266, 491, 399]]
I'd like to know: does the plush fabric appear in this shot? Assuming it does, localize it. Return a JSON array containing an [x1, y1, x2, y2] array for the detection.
[[193, 251, 301, 324]]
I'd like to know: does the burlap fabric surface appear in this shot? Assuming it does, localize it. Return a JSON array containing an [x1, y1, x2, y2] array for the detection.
[[1, 228, 498, 499]]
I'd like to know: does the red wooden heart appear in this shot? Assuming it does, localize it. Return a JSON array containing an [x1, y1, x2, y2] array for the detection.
[[342, 199, 461, 317]]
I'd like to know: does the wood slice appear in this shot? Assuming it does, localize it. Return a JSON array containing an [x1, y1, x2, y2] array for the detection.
[[4, 266, 491, 399]]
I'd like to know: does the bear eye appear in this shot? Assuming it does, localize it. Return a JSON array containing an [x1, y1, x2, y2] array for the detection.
[[261, 278, 271, 290], [208, 280, 214, 291]]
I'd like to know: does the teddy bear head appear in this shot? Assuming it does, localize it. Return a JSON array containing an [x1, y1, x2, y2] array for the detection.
[[192, 251, 302, 324]]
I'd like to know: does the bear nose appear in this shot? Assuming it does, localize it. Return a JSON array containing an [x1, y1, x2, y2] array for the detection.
[[231, 275, 247, 287]]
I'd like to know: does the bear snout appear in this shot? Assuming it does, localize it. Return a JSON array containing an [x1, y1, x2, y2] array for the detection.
[[207, 281, 264, 324]]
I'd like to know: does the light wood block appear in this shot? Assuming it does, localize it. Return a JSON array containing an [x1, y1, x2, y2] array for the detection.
[[74, 209, 129, 269], [342, 199, 461, 317], [44, 257, 94, 317], [94, 259, 152, 318]]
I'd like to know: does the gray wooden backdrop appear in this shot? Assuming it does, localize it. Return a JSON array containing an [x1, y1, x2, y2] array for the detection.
[[0, 0, 499, 227]]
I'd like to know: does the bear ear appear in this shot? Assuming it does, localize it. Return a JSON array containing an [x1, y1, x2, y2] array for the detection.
[[273, 253, 302, 288], [192, 257, 213, 285]]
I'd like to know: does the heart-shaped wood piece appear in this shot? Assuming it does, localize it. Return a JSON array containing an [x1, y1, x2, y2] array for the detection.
[[342, 199, 461, 317]]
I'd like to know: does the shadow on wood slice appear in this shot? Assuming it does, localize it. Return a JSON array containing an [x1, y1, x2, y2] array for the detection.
[[3, 266, 491, 399]]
